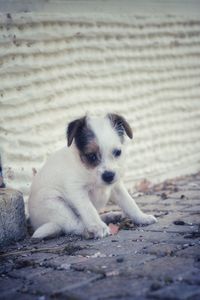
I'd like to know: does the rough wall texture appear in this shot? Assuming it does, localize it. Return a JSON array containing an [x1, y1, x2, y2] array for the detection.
[[0, 9, 200, 202]]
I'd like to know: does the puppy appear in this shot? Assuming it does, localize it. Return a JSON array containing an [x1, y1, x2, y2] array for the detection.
[[28, 113, 157, 239]]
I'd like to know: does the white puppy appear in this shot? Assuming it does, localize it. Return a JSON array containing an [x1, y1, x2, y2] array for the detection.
[[28, 113, 157, 239]]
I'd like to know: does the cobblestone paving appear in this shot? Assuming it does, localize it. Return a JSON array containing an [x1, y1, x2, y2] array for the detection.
[[0, 173, 200, 300]]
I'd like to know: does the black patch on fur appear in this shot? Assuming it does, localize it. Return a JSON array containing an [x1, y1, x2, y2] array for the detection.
[[67, 117, 101, 168], [67, 117, 86, 147], [75, 125, 95, 152]]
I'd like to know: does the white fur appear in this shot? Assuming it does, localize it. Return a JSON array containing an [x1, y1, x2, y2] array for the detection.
[[28, 114, 157, 239]]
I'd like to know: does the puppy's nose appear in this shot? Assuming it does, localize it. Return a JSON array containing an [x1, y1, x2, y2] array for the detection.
[[102, 171, 115, 184]]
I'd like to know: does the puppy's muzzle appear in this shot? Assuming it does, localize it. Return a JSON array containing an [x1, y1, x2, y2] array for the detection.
[[102, 171, 115, 184]]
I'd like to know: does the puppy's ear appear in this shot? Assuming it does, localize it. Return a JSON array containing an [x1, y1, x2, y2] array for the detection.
[[108, 113, 133, 139], [67, 117, 86, 147]]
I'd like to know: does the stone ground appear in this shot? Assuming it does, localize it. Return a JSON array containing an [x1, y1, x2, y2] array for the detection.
[[0, 173, 200, 300]]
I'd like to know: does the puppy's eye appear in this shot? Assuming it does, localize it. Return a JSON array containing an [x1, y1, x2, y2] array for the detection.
[[113, 149, 121, 157], [86, 153, 97, 162]]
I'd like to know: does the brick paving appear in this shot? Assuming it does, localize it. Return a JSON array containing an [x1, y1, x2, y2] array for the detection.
[[0, 173, 200, 300]]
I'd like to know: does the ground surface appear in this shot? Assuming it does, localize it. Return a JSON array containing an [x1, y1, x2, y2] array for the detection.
[[0, 173, 200, 300]]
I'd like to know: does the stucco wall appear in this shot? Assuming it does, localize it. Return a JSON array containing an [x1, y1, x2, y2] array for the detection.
[[1, 1, 200, 203]]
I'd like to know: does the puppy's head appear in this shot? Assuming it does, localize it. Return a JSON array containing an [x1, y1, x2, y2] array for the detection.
[[67, 113, 133, 185]]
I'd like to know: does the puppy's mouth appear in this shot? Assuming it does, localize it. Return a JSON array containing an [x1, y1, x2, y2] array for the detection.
[[103, 180, 116, 186]]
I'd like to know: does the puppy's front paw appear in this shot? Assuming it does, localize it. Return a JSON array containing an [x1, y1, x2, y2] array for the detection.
[[85, 222, 111, 239], [134, 213, 157, 226]]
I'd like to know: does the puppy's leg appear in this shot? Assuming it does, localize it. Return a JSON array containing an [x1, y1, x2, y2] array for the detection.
[[111, 182, 157, 225], [32, 222, 61, 239], [67, 190, 111, 238]]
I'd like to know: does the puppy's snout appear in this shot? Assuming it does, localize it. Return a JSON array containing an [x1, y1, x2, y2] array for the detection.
[[102, 171, 115, 184]]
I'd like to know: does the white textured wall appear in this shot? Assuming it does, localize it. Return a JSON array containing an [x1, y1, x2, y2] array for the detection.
[[1, 1, 200, 202]]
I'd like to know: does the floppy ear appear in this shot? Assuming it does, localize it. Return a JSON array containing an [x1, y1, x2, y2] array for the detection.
[[67, 117, 86, 147], [108, 113, 133, 139]]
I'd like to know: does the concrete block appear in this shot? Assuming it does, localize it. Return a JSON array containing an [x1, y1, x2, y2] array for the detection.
[[0, 189, 27, 247]]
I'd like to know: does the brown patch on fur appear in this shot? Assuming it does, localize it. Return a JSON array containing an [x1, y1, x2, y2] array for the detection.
[[84, 140, 99, 155], [67, 116, 101, 168], [80, 140, 101, 169]]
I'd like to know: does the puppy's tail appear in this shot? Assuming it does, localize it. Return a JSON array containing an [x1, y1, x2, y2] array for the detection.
[[32, 222, 62, 239]]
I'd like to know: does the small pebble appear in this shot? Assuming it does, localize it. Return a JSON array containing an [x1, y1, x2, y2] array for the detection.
[[106, 270, 120, 277], [195, 256, 200, 262], [58, 263, 71, 270], [177, 276, 183, 281], [161, 193, 168, 200], [101, 265, 107, 269], [174, 220, 185, 225], [73, 265, 85, 272], [150, 282, 162, 291], [189, 242, 195, 246], [116, 257, 124, 263]]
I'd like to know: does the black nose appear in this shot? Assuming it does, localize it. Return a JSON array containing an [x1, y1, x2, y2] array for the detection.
[[102, 171, 115, 184]]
